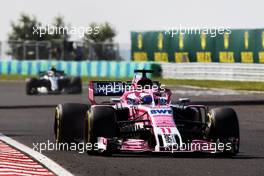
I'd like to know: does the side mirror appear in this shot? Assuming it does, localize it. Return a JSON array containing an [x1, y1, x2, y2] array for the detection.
[[178, 98, 190, 105], [111, 98, 121, 103]]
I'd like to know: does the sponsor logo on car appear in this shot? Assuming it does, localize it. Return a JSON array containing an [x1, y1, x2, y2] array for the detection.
[[150, 109, 172, 115]]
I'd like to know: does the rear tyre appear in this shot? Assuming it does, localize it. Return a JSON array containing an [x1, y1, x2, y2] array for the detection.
[[84, 106, 118, 155], [25, 78, 38, 95], [70, 77, 82, 93], [54, 103, 90, 146], [208, 107, 240, 156]]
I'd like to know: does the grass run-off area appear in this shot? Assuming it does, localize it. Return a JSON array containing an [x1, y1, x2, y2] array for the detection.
[[1, 74, 264, 92]]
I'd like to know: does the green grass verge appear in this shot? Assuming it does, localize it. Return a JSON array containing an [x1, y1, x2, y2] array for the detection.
[[0, 75, 28, 81], [157, 79, 264, 92], [1, 74, 264, 91]]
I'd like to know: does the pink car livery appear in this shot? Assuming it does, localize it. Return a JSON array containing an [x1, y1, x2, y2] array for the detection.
[[54, 70, 240, 156]]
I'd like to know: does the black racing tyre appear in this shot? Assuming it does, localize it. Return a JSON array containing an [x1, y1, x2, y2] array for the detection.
[[58, 78, 70, 91], [70, 77, 82, 93], [25, 78, 38, 95], [208, 107, 240, 156], [84, 106, 118, 154], [54, 103, 90, 145], [38, 79, 51, 91]]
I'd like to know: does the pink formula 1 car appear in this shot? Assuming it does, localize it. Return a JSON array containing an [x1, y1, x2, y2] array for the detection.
[[54, 70, 239, 156]]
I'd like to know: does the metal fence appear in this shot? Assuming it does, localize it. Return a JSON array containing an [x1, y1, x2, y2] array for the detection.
[[0, 40, 130, 61]]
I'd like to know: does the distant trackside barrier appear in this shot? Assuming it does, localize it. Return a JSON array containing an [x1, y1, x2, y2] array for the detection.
[[0, 60, 161, 78], [161, 62, 264, 82], [1, 60, 263, 82], [131, 29, 264, 63]]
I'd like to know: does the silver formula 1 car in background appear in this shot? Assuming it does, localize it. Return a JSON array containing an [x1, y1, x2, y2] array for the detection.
[[25, 66, 82, 95]]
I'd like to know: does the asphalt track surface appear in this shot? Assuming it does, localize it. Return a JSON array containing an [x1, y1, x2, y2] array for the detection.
[[0, 81, 264, 176]]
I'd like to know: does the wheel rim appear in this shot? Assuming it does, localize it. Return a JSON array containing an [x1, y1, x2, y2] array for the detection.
[[55, 107, 60, 143], [87, 111, 91, 143]]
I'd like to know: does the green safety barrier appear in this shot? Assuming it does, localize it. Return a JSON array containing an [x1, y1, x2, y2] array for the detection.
[[0, 60, 161, 78]]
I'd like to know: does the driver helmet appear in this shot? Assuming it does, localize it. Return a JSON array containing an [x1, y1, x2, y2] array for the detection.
[[137, 78, 153, 89], [153, 93, 167, 105], [50, 66, 57, 72], [139, 93, 153, 105], [47, 70, 55, 76], [158, 97, 167, 105]]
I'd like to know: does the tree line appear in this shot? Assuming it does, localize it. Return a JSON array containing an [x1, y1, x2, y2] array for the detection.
[[7, 14, 118, 60]]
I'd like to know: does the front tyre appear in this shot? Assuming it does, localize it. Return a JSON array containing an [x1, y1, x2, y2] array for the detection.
[[70, 77, 82, 93], [54, 103, 90, 145], [208, 107, 240, 156], [25, 78, 38, 95], [84, 106, 118, 155]]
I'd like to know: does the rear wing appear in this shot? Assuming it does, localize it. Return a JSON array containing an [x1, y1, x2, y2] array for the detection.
[[134, 69, 153, 78], [38, 70, 65, 76], [88, 81, 126, 104], [88, 80, 163, 104]]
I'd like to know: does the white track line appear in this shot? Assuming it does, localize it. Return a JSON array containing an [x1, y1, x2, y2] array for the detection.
[[0, 133, 73, 176]]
